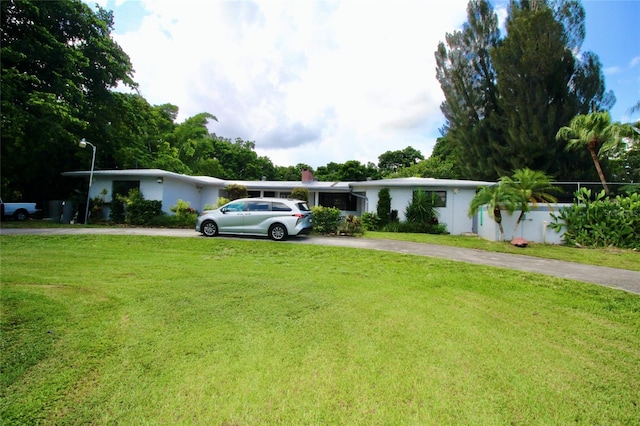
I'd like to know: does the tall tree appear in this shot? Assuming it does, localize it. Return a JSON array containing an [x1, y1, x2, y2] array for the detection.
[[435, 0, 614, 181], [491, 2, 574, 175], [556, 111, 636, 195], [1, 0, 136, 201], [435, 0, 502, 180]]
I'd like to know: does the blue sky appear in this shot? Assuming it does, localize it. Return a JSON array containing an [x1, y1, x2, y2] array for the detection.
[[91, 0, 639, 169]]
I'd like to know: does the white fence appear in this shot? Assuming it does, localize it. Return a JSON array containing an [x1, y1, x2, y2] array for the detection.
[[475, 204, 572, 244]]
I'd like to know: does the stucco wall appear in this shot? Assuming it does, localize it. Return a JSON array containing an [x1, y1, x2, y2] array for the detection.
[[476, 204, 569, 244], [359, 186, 477, 235]]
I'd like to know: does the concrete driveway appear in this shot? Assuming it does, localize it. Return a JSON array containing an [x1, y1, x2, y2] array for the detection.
[[2, 227, 639, 295]]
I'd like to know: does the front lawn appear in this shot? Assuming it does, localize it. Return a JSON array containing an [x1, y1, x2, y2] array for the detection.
[[1, 235, 639, 424]]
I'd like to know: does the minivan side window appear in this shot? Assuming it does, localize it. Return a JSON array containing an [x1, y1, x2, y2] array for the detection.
[[224, 201, 246, 212], [247, 201, 271, 211], [272, 202, 292, 212]]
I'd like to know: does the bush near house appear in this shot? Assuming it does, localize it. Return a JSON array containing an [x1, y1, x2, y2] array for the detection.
[[361, 212, 382, 231], [383, 190, 447, 235], [337, 215, 364, 236], [116, 189, 163, 226], [551, 188, 640, 249], [168, 199, 198, 227], [290, 187, 309, 202], [311, 206, 341, 234]]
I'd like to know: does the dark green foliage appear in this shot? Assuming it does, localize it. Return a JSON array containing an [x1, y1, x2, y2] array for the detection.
[[550, 188, 640, 249], [435, 0, 613, 181], [1, 0, 136, 201], [360, 212, 382, 231], [120, 189, 163, 226], [315, 160, 381, 182], [384, 221, 448, 235], [109, 199, 125, 224], [491, 4, 577, 176], [404, 190, 442, 233], [310, 206, 341, 234], [378, 146, 424, 175], [376, 188, 392, 225], [225, 184, 248, 201], [290, 187, 309, 202]]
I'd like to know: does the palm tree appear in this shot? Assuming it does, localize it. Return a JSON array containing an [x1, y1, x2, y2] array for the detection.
[[501, 168, 560, 236], [556, 111, 635, 195], [468, 184, 521, 241]]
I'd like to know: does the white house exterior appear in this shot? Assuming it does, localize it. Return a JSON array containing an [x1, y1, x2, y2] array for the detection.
[[351, 177, 491, 235], [63, 168, 491, 236], [63, 168, 568, 244]]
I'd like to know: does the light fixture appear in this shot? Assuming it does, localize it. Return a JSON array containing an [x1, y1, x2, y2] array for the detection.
[[79, 138, 96, 225], [157, 177, 163, 184]]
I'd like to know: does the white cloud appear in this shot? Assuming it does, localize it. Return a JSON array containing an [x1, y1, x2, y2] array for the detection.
[[107, 0, 469, 168]]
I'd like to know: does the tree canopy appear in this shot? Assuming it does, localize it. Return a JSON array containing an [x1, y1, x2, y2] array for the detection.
[[1, 0, 136, 200], [435, 0, 614, 181]]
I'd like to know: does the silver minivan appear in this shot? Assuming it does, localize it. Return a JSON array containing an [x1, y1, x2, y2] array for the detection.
[[196, 197, 313, 241]]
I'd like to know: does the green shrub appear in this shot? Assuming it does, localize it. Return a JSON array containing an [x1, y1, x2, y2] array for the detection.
[[290, 187, 309, 202], [169, 199, 198, 227], [120, 189, 163, 226], [338, 215, 363, 236], [550, 188, 640, 249], [405, 190, 440, 226], [361, 212, 382, 231], [109, 199, 125, 224], [376, 188, 391, 225], [311, 206, 341, 234]]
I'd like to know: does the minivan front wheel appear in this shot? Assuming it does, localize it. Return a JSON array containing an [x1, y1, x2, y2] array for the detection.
[[201, 220, 218, 237], [269, 223, 288, 241]]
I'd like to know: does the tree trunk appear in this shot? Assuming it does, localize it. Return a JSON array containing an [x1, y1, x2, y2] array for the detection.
[[494, 208, 505, 241], [589, 143, 610, 195], [512, 211, 525, 239]]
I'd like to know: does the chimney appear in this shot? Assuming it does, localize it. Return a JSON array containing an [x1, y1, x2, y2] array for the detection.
[[301, 169, 314, 183]]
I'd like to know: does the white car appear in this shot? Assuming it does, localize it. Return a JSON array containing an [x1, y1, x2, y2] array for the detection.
[[196, 197, 313, 241]]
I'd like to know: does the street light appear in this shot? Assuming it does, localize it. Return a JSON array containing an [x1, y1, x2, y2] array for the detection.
[[79, 138, 96, 225]]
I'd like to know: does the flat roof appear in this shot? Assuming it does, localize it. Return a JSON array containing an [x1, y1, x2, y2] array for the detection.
[[350, 177, 492, 188], [62, 169, 492, 191]]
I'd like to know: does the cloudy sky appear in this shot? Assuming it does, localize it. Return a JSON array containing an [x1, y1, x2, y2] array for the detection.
[[90, 0, 640, 169]]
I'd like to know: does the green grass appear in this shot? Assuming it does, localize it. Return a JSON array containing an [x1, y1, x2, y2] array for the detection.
[[4, 220, 639, 271], [364, 231, 640, 272], [1, 235, 639, 424]]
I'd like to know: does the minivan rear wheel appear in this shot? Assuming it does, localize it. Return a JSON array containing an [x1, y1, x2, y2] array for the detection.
[[269, 223, 287, 241], [201, 220, 218, 237]]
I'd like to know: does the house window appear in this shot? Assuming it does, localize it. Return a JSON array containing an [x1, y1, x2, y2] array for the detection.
[[413, 190, 446, 207], [319, 193, 357, 211], [247, 191, 260, 198], [263, 191, 276, 197]]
